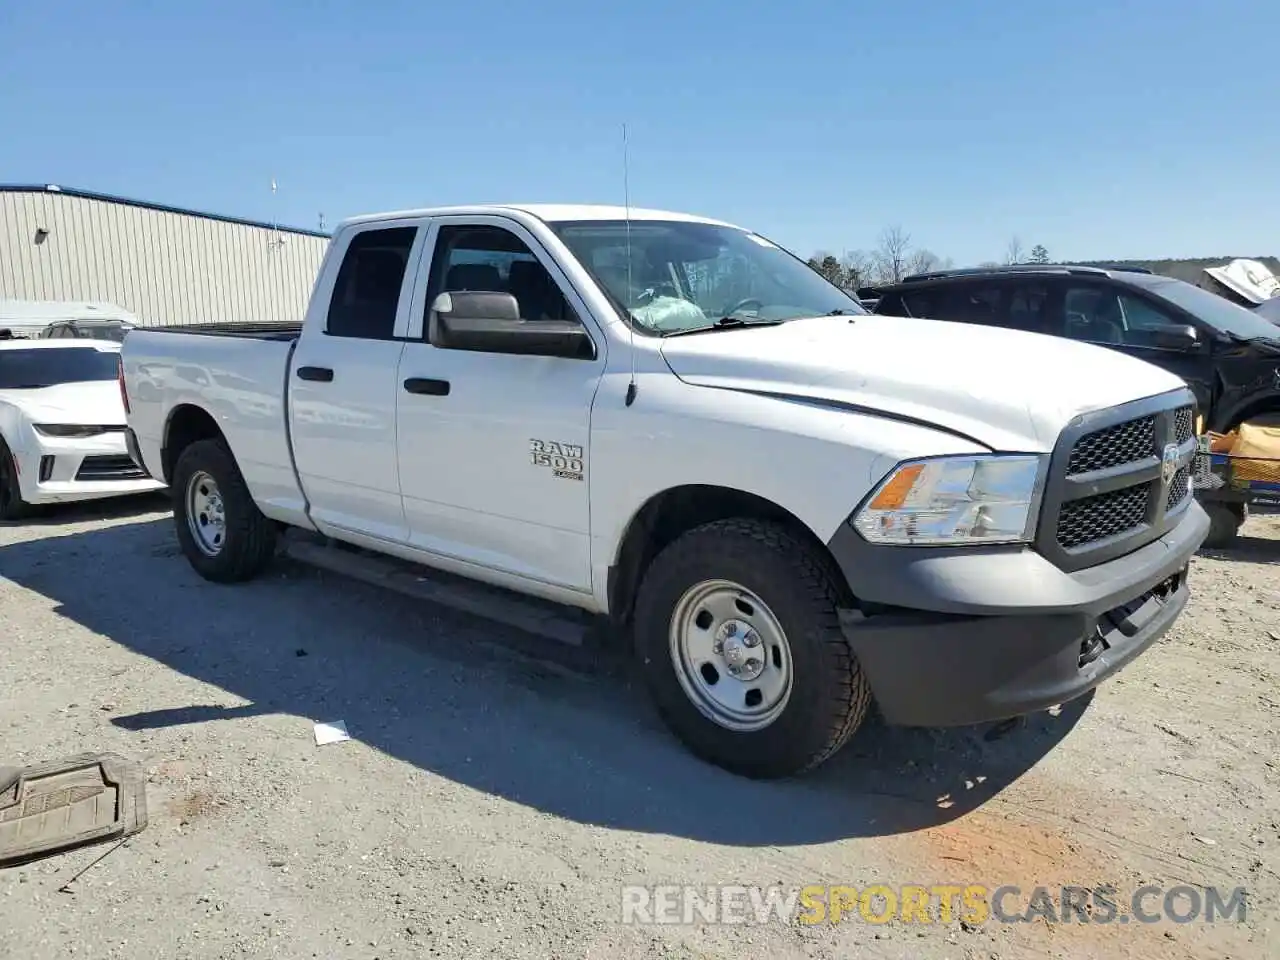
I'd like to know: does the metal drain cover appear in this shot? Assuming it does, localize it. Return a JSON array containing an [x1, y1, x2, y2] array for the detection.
[[0, 752, 147, 866]]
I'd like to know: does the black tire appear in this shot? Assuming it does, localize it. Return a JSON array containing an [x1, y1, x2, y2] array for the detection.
[[171, 438, 277, 582], [0, 441, 35, 521], [632, 518, 872, 779], [1202, 501, 1245, 550]]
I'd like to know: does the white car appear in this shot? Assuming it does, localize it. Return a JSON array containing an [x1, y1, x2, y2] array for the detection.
[[0, 339, 166, 518]]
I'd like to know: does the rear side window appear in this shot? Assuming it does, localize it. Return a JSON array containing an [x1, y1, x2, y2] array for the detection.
[[871, 292, 908, 316], [900, 289, 941, 318], [0, 348, 119, 388], [325, 227, 417, 339], [1007, 285, 1049, 333], [947, 285, 1004, 325]]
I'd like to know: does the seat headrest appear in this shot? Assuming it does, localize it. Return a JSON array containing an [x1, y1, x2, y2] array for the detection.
[[445, 263, 502, 291], [507, 259, 547, 289], [354, 250, 405, 300]]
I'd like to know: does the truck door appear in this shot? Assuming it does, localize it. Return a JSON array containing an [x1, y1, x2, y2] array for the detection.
[[1051, 282, 1216, 414], [288, 221, 425, 543], [394, 216, 602, 593]]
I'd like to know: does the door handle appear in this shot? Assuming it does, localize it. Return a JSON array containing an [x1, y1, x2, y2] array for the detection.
[[403, 377, 450, 396], [296, 366, 334, 382]]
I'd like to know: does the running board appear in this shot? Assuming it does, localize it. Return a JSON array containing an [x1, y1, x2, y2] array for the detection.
[[280, 535, 591, 647]]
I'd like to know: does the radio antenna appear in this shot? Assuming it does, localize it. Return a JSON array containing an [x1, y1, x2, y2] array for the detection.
[[623, 122, 638, 407]]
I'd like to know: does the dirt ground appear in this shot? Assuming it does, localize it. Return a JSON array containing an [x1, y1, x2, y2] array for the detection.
[[1, 497, 1276, 960]]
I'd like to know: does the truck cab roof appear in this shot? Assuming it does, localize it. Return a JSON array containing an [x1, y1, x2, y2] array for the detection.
[[338, 203, 739, 231]]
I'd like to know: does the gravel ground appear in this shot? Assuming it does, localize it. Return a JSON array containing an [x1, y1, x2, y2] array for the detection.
[[1, 496, 1277, 960]]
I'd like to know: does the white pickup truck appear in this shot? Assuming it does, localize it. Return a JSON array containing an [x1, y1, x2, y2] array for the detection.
[[120, 203, 1210, 778]]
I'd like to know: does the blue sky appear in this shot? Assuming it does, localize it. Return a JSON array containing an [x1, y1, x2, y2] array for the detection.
[[2, 0, 1276, 265]]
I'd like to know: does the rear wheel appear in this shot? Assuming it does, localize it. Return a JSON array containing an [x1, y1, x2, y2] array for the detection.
[[0, 442, 34, 521], [633, 518, 872, 779], [172, 439, 277, 582]]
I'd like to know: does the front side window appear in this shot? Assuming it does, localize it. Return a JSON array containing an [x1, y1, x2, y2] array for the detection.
[[1060, 285, 1187, 348], [325, 226, 417, 339], [0, 347, 120, 388], [425, 225, 577, 323], [1061, 286, 1126, 344], [551, 220, 865, 334]]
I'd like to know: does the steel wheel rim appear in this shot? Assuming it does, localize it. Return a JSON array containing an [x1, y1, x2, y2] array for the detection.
[[668, 579, 794, 732], [186, 470, 227, 557]]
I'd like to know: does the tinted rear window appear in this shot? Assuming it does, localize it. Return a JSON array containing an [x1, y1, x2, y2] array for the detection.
[[0, 348, 119, 388]]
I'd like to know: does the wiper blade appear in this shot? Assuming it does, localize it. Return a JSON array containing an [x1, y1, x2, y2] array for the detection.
[[663, 317, 786, 338]]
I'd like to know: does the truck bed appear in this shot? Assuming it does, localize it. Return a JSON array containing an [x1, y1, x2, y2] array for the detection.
[[138, 321, 302, 341], [122, 325, 309, 526]]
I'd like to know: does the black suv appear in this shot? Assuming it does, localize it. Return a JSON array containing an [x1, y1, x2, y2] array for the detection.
[[866, 264, 1280, 435]]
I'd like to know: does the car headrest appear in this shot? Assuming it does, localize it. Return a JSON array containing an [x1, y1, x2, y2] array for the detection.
[[354, 250, 405, 300], [445, 263, 502, 291]]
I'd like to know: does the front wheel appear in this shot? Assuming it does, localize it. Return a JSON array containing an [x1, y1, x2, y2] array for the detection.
[[0, 442, 35, 521], [172, 438, 277, 582], [633, 518, 872, 779]]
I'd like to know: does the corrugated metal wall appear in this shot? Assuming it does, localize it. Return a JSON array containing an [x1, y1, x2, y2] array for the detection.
[[0, 189, 328, 326]]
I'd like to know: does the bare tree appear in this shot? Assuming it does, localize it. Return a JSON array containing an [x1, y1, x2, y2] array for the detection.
[[840, 249, 874, 290], [905, 248, 946, 277], [874, 225, 912, 284], [1005, 236, 1026, 265]]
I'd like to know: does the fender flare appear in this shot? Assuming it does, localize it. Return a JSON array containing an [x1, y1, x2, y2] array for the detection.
[[1210, 391, 1280, 433]]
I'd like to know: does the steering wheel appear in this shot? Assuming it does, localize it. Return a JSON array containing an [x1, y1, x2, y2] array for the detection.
[[722, 297, 765, 317]]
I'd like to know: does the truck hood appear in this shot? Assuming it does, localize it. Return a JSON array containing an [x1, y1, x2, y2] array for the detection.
[[658, 315, 1187, 452], [0, 381, 126, 425]]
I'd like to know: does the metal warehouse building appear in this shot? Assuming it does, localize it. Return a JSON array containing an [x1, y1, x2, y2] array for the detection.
[[0, 184, 329, 327]]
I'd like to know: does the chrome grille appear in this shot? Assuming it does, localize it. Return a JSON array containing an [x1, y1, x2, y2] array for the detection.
[[1036, 392, 1199, 572], [1056, 486, 1148, 548]]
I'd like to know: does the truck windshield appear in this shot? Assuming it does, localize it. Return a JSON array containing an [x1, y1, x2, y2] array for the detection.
[[1141, 277, 1280, 341], [1255, 296, 1280, 325], [551, 220, 866, 334], [0, 347, 120, 388]]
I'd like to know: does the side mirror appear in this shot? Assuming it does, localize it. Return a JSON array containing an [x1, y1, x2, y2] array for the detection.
[[1148, 322, 1200, 350], [431, 292, 593, 359]]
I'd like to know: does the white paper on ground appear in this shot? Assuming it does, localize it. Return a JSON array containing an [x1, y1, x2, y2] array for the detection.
[[313, 720, 351, 746]]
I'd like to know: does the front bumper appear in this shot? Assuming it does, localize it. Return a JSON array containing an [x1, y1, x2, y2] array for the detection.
[[826, 500, 1210, 727], [15, 429, 166, 505]]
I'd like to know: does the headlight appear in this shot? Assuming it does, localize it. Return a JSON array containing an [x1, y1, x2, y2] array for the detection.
[[852, 455, 1045, 546], [32, 424, 108, 438]]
